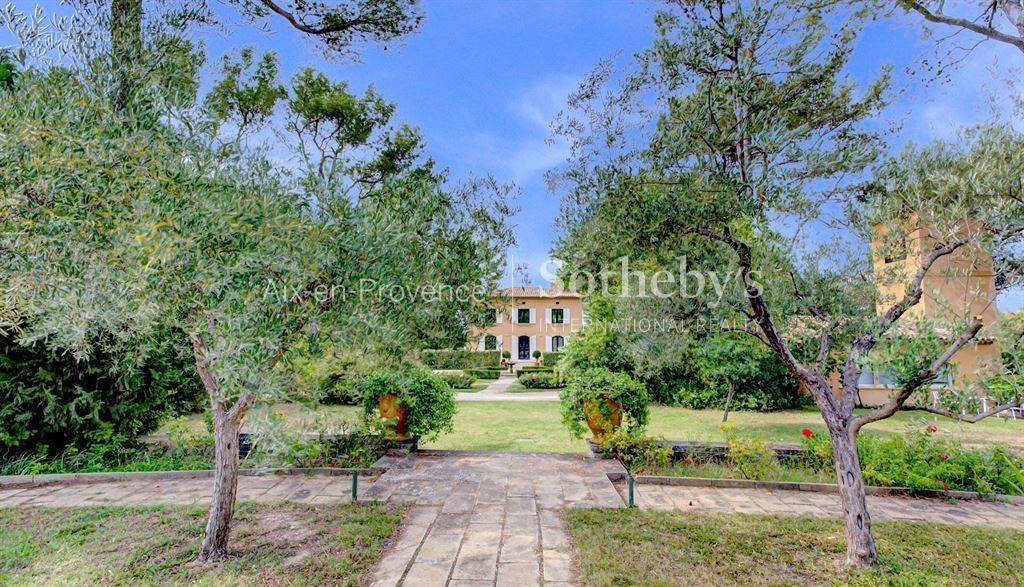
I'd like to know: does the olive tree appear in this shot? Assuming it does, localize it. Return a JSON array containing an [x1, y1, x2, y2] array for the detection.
[[554, 0, 1022, 567], [0, 34, 510, 562]]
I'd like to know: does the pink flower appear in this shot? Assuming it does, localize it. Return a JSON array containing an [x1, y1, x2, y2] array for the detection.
[[926, 425, 937, 433], [938, 453, 949, 461], [801, 428, 816, 439]]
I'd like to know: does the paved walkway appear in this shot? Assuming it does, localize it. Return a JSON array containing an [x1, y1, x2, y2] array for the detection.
[[456, 371, 559, 402], [0, 474, 358, 507], [363, 452, 623, 586], [636, 483, 1024, 529]]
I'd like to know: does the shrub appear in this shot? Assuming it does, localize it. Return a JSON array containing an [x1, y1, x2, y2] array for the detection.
[[799, 426, 1024, 495], [0, 328, 204, 458], [532, 349, 541, 359], [558, 321, 632, 374], [258, 422, 389, 469], [517, 372, 565, 388], [560, 367, 649, 438], [516, 366, 554, 375], [542, 351, 563, 366], [439, 371, 475, 389], [721, 423, 779, 480], [501, 350, 512, 360], [465, 368, 502, 380], [360, 368, 457, 440], [420, 349, 500, 370], [598, 429, 671, 474], [675, 334, 807, 411]]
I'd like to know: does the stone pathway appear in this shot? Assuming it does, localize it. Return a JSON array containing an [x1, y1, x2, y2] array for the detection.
[[456, 371, 559, 402], [636, 483, 1024, 529], [0, 473, 359, 507], [362, 452, 623, 586]]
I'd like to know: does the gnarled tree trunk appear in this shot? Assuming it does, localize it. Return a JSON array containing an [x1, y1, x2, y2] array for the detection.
[[830, 425, 877, 567], [197, 404, 241, 562]]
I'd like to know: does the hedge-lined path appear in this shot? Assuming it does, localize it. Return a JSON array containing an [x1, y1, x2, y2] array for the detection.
[[456, 371, 559, 402], [0, 473, 359, 508], [635, 483, 1024, 529], [363, 452, 624, 586]]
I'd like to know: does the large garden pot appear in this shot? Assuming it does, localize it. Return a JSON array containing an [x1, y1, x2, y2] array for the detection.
[[583, 396, 622, 440], [378, 393, 411, 441]]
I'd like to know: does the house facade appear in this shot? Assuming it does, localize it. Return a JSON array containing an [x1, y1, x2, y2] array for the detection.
[[467, 287, 583, 363], [854, 223, 1001, 406]]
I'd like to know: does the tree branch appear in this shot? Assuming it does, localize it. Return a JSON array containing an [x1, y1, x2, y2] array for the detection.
[[900, 0, 1024, 53], [851, 316, 984, 433], [901, 397, 1023, 422], [257, 0, 387, 35]]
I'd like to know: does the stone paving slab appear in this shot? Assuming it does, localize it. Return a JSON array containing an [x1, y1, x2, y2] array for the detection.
[[635, 483, 1024, 529], [364, 452, 624, 586], [0, 474, 361, 508]]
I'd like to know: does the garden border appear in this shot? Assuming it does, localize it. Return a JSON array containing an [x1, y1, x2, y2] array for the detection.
[[0, 466, 382, 490], [626, 473, 1024, 505]]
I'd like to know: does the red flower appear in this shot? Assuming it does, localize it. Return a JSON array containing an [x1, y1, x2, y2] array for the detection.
[[942, 482, 950, 490], [801, 428, 816, 439], [926, 424, 938, 433], [938, 453, 949, 461]]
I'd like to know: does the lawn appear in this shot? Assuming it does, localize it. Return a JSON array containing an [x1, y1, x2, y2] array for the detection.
[[453, 381, 489, 393], [0, 502, 400, 586], [568, 509, 1024, 586], [159, 402, 1024, 453]]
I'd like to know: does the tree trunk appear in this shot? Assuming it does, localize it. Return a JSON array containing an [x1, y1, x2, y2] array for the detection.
[[196, 406, 241, 562], [830, 427, 877, 567], [722, 381, 736, 422]]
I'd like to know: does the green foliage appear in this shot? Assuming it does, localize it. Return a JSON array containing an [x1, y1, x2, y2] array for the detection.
[[421, 349, 500, 370], [597, 428, 671, 473], [557, 320, 632, 374], [542, 351, 563, 365], [501, 350, 512, 359], [675, 334, 808, 411], [439, 371, 475, 389], [800, 427, 1024, 495], [204, 48, 285, 130], [0, 329, 203, 458], [517, 371, 565, 389], [720, 423, 779, 480], [531, 349, 541, 359], [256, 422, 388, 469], [0, 51, 16, 91], [516, 366, 554, 374], [464, 368, 502, 380], [560, 367, 649, 438], [359, 368, 457, 440]]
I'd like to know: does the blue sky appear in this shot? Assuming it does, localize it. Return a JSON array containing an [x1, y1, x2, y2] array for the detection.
[[6, 0, 1022, 310]]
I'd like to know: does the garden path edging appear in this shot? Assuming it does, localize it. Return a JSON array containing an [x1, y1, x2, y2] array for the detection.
[[634, 474, 1024, 504]]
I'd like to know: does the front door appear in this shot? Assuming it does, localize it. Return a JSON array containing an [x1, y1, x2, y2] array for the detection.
[[518, 336, 530, 360]]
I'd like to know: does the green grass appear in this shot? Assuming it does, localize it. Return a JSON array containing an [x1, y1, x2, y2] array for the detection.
[[0, 502, 401, 586], [158, 402, 1024, 453], [568, 509, 1024, 586]]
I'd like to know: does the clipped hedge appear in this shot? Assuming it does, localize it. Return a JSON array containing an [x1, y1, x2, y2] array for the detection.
[[466, 368, 502, 380], [421, 349, 500, 370], [516, 366, 554, 376], [439, 372, 475, 389]]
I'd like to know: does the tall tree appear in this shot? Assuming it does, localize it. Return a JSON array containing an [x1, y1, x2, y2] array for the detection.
[[1, 35, 510, 563], [554, 0, 1023, 567]]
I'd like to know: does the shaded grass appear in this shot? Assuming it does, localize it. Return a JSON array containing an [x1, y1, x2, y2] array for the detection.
[[0, 502, 400, 586], [453, 381, 489, 393], [568, 508, 1024, 586]]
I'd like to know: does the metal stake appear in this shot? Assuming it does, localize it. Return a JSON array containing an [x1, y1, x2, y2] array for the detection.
[[352, 471, 358, 502], [627, 474, 635, 508]]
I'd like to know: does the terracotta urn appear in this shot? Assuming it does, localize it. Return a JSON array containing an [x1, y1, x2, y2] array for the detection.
[[583, 395, 622, 440], [378, 393, 410, 441]]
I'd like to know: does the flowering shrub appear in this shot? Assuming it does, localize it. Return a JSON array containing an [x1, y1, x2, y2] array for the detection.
[[517, 372, 565, 388], [799, 426, 1024, 495]]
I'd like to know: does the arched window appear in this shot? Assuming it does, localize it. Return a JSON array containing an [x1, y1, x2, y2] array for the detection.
[[484, 334, 497, 350], [551, 336, 565, 352]]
